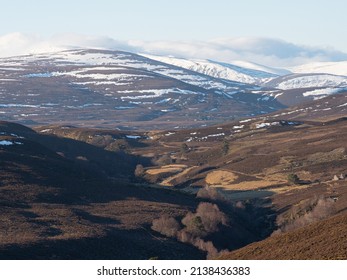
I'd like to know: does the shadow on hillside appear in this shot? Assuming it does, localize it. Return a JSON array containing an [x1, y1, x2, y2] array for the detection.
[[71, 209, 120, 225], [1, 122, 194, 206], [0, 228, 205, 260], [0, 121, 152, 180]]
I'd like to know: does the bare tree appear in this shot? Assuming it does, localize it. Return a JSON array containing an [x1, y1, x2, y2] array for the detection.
[[151, 215, 181, 238], [134, 164, 145, 177]]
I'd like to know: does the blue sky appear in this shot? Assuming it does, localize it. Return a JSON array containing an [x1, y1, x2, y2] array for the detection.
[[0, 0, 346, 66]]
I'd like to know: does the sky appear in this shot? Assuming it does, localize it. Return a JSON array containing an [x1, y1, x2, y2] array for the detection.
[[0, 0, 346, 66]]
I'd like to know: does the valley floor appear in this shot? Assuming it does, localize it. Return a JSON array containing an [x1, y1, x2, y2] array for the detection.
[[1, 116, 347, 259]]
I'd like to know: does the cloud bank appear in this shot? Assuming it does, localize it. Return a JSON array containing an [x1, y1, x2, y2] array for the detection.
[[1, 32, 347, 67]]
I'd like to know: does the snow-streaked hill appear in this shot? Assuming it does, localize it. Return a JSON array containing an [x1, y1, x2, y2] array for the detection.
[[1, 48, 347, 130], [0, 49, 283, 130], [264, 73, 347, 90], [141, 54, 289, 85], [20, 49, 262, 93]]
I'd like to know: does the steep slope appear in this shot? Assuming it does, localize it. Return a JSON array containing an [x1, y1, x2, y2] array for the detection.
[[219, 213, 347, 260], [0, 121, 139, 179]]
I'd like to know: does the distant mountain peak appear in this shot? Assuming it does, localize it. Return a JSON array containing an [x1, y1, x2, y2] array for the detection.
[[141, 53, 284, 84]]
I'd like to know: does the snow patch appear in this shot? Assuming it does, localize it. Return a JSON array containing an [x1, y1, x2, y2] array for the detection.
[[0, 104, 41, 108], [302, 87, 346, 99], [40, 129, 53, 133], [125, 135, 141, 139], [25, 73, 52, 78], [233, 125, 244, 129], [115, 106, 136, 110], [120, 88, 200, 100], [201, 133, 225, 139], [0, 140, 23, 146], [255, 122, 279, 129]]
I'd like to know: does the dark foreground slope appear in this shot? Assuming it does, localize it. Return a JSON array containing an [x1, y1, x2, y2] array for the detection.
[[0, 121, 281, 259], [0, 121, 204, 259], [219, 213, 347, 260]]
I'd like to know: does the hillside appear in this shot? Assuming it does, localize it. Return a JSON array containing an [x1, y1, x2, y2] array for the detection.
[[1, 48, 346, 130], [270, 90, 347, 121], [0, 49, 283, 130], [27, 103, 347, 260], [141, 54, 287, 84], [0, 121, 205, 259], [219, 213, 347, 260], [1, 106, 347, 259], [1, 121, 276, 259]]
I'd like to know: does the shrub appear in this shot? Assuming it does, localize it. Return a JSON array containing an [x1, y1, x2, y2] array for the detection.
[[221, 140, 229, 155], [287, 173, 300, 184], [275, 196, 336, 233], [196, 186, 226, 202], [183, 215, 205, 235], [196, 202, 228, 233], [180, 143, 189, 154], [134, 164, 145, 177], [154, 154, 172, 166], [181, 202, 228, 237], [151, 202, 230, 259]]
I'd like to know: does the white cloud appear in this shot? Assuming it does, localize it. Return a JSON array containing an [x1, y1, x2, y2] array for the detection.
[[130, 37, 347, 67], [0, 33, 63, 56], [1, 33, 347, 67], [0, 33, 134, 57]]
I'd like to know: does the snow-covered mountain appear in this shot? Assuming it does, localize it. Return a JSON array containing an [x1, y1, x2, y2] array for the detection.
[[142, 54, 289, 85], [141, 54, 347, 99], [264, 73, 347, 90], [0, 48, 347, 129], [0, 49, 283, 130]]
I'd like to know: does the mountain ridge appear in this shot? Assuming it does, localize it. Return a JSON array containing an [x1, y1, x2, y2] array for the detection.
[[0, 48, 346, 130]]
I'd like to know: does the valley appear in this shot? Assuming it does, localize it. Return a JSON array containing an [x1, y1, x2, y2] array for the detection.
[[1, 49, 347, 260], [1, 106, 347, 259]]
